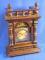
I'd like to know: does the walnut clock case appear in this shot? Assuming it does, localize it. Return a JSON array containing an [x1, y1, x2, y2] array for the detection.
[[5, 2, 40, 57]]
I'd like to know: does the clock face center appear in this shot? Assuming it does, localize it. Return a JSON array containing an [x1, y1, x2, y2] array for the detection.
[[17, 29, 27, 40]]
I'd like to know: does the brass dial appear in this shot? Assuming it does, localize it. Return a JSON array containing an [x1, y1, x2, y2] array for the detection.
[[15, 28, 29, 40], [17, 29, 27, 40]]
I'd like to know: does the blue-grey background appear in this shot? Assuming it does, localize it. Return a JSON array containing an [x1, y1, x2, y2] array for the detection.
[[0, 0, 45, 60]]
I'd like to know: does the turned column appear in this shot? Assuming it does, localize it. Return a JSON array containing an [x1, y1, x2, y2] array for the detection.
[[31, 20, 38, 47], [8, 22, 14, 46]]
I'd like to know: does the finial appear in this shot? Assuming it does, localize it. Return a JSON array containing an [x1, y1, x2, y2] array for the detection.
[[7, 3, 12, 12], [6, 3, 12, 16], [35, 0, 37, 7], [7, 3, 11, 9], [34, 0, 39, 10]]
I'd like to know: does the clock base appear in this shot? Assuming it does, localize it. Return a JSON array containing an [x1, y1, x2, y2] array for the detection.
[[7, 46, 40, 57]]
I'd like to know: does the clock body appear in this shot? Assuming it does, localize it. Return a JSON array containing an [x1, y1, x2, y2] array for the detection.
[[5, 3, 40, 57]]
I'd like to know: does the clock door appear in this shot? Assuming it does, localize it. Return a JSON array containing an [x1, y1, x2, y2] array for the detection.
[[15, 22, 31, 43]]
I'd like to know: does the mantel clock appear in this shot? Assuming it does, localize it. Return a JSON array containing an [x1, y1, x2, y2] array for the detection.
[[5, 2, 40, 57]]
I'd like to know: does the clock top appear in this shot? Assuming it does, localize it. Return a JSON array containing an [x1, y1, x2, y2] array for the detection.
[[5, 2, 40, 21]]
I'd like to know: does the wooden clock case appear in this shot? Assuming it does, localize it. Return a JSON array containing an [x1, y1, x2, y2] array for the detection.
[[5, 2, 40, 57]]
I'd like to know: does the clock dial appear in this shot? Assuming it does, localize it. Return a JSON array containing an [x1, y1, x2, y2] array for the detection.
[[17, 29, 28, 40], [15, 28, 30, 42], [15, 22, 30, 42]]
